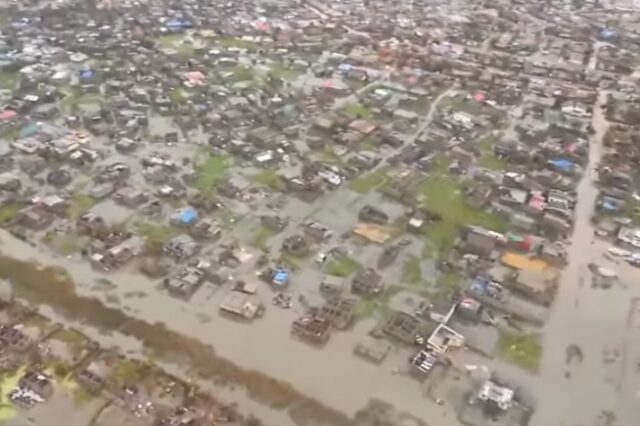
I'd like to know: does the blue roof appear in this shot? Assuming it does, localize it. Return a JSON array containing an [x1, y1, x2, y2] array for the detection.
[[272, 269, 289, 286], [600, 28, 617, 40], [80, 70, 93, 80], [550, 158, 574, 172], [179, 208, 197, 224]]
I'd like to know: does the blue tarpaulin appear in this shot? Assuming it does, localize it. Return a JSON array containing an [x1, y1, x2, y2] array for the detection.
[[550, 158, 574, 172], [80, 70, 93, 80], [272, 269, 289, 286], [179, 208, 197, 224]]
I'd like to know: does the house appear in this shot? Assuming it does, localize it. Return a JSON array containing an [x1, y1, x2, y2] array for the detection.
[[76, 351, 121, 393], [0, 325, 32, 352], [190, 218, 222, 240], [319, 298, 356, 329], [291, 315, 331, 343], [505, 268, 559, 306], [18, 206, 54, 229], [351, 268, 383, 294], [90, 236, 145, 271], [164, 267, 205, 299], [115, 188, 149, 207], [383, 311, 422, 344], [163, 235, 200, 261], [219, 291, 263, 320], [18, 370, 54, 399], [462, 227, 497, 257]]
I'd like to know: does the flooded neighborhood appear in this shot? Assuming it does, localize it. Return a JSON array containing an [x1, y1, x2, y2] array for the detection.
[[0, 0, 640, 425]]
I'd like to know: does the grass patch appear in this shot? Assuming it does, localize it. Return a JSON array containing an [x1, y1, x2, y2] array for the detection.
[[349, 170, 387, 194], [157, 34, 195, 55], [269, 64, 299, 81], [0, 71, 20, 91], [68, 194, 96, 218], [0, 204, 20, 224], [218, 37, 257, 49], [0, 367, 23, 421], [477, 132, 507, 170], [497, 331, 543, 372], [194, 155, 228, 193], [50, 233, 89, 255], [169, 88, 186, 104], [60, 90, 103, 112], [250, 226, 274, 251], [222, 65, 254, 82], [401, 256, 422, 286], [250, 169, 283, 191], [325, 256, 359, 278], [419, 177, 506, 252], [136, 222, 177, 245], [279, 253, 306, 270], [343, 102, 371, 118]]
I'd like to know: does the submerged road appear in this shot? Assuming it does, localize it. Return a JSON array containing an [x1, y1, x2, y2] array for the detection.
[[533, 91, 640, 425]]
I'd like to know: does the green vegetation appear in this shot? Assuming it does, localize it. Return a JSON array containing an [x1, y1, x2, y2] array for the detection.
[[194, 155, 228, 193], [349, 170, 387, 194], [136, 222, 177, 245], [169, 88, 186, 104], [355, 285, 401, 320], [326, 256, 360, 278], [0, 71, 20, 91], [498, 331, 543, 372], [53, 328, 87, 345], [50, 233, 89, 255], [419, 177, 506, 253], [68, 194, 96, 218], [269, 64, 299, 81], [60, 88, 103, 112], [250, 169, 283, 191], [223, 65, 254, 82], [0, 367, 22, 421], [279, 253, 306, 270], [343, 102, 372, 118], [113, 359, 148, 384], [219, 37, 257, 49], [250, 226, 275, 251], [477, 132, 507, 170], [157, 34, 195, 55], [401, 256, 422, 286], [0, 204, 20, 224]]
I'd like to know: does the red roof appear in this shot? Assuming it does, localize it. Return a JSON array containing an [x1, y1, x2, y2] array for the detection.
[[472, 92, 487, 103], [0, 110, 17, 121]]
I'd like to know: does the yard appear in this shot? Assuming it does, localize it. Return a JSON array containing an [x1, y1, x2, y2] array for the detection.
[[418, 176, 506, 252], [157, 34, 195, 55], [325, 255, 360, 278], [269, 64, 299, 81], [476, 132, 507, 171], [343, 102, 372, 118], [401, 256, 422, 286], [497, 331, 543, 372], [0, 204, 20, 224], [250, 169, 283, 191], [348, 169, 387, 194], [135, 222, 177, 245], [68, 194, 96, 219], [0, 71, 20, 91], [249, 226, 275, 251], [218, 37, 257, 49], [49, 233, 89, 256], [193, 155, 228, 193]]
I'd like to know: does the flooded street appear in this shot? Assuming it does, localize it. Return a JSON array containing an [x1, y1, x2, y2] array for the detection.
[[533, 91, 640, 426]]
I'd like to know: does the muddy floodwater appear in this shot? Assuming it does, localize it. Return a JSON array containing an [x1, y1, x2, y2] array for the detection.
[[0, 233, 442, 426]]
